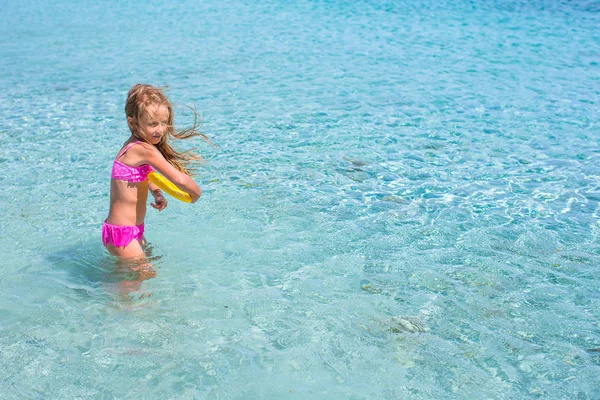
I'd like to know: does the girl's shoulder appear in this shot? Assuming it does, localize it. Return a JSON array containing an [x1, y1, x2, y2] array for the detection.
[[131, 141, 156, 153], [115, 140, 158, 165], [118, 140, 155, 156]]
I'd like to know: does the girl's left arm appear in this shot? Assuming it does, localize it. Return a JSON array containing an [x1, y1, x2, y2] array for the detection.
[[149, 181, 168, 211]]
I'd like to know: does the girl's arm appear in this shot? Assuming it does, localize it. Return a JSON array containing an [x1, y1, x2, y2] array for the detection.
[[139, 144, 202, 203], [149, 181, 168, 211]]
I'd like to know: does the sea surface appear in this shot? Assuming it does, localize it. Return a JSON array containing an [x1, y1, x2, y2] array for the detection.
[[1, 0, 599, 398]]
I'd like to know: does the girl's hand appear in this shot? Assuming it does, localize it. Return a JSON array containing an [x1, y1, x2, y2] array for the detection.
[[151, 191, 168, 211]]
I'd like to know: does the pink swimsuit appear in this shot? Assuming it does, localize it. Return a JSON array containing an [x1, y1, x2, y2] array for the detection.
[[102, 142, 154, 248], [111, 141, 154, 183]]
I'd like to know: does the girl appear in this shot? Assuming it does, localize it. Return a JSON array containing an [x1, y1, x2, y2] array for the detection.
[[103, 84, 208, 259]]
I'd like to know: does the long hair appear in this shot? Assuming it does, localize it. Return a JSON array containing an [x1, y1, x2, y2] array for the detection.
[[125, 84, 213, 175]]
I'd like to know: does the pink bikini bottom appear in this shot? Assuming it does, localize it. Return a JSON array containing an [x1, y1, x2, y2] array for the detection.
[[102, 221, 145, 248]]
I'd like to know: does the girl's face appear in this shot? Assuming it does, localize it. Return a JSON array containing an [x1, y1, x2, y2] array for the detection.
[[138, 103, 170, 145]]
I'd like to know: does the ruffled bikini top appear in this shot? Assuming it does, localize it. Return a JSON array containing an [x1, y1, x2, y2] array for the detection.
[[111, 141, 154, 183]]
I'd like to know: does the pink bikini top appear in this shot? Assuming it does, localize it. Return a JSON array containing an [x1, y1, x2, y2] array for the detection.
[[111, 141, 154, 182]]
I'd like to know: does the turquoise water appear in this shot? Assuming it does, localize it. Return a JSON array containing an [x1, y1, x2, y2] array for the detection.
[[2, 0, 600, 398]]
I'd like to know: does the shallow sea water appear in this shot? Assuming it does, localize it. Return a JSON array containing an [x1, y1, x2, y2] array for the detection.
[[1, 0, 600, 398]]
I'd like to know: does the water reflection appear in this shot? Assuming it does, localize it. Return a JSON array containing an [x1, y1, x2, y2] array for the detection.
[[47, 241, 161, 304]]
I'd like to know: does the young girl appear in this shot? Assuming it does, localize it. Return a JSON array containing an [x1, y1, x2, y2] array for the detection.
[[103, 84, 207, 259]]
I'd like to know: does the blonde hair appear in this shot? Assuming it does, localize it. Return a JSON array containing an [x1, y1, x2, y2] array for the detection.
[[125, 84, 213, 175]]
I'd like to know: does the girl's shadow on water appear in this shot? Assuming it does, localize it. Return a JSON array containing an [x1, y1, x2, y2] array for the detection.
[[46, 241, 161, 303]]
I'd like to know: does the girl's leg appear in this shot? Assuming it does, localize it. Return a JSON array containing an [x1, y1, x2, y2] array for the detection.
[[105, 238, 145, 259], [107, 239, 156, 297]]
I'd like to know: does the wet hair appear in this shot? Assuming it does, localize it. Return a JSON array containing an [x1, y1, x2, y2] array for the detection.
[[125, 84, 213, 175]]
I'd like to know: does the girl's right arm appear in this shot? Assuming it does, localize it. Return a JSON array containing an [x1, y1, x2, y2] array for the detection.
[[141, 144, 202, 203]]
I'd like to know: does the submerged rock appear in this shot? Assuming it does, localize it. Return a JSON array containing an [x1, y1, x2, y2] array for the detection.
[[587, 348, 600, 353], [381, 195, 410, 204], [388, 316, 428, 334], [361, 283, 382, 294]]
